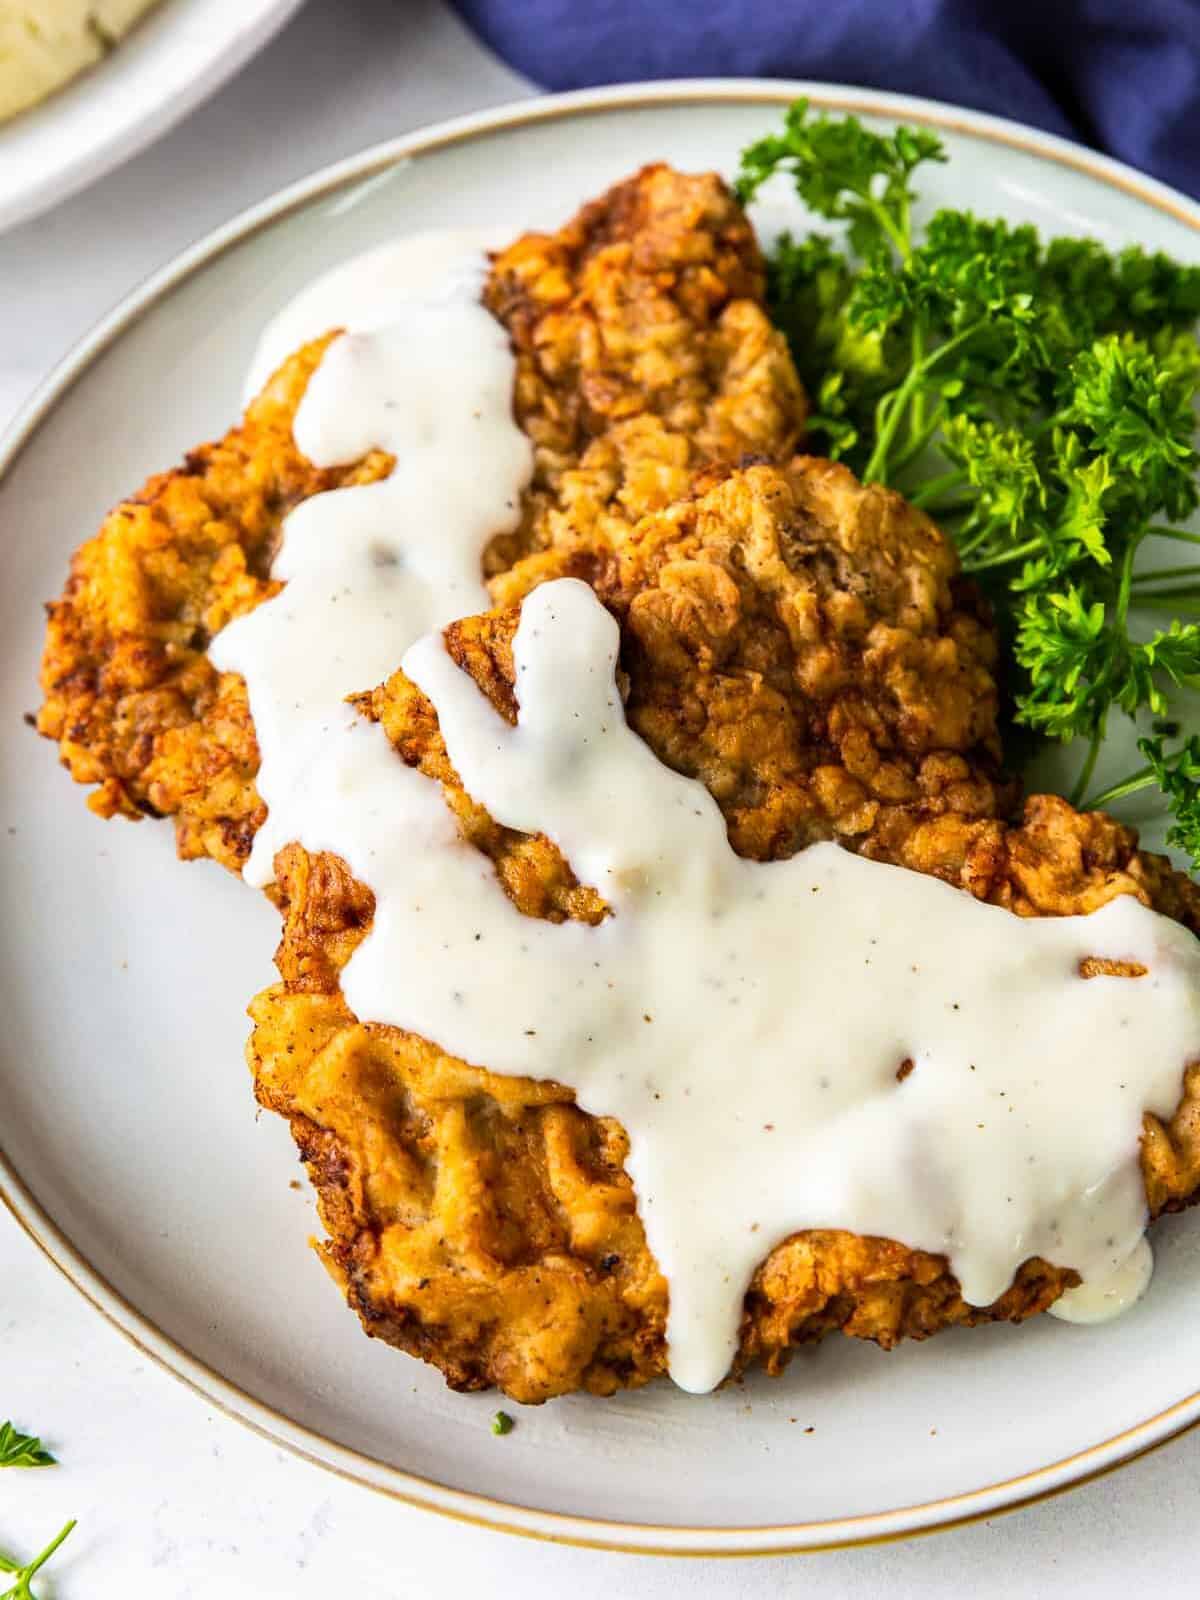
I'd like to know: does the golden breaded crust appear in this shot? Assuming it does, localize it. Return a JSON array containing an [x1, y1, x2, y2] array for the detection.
[[482, 161, 807, 581], [247, 460, 1200, 1403], [250, 951, 1079, 1403], [610, 456, 1010, 860], [36, 336, 393, 871], [37, 165, 806, 873]]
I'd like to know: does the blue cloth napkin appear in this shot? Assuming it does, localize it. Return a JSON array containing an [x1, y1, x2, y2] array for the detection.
[[451, 0, 1200, 199]]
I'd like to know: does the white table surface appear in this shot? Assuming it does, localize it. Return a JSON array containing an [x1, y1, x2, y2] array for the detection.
[[2, 2, 1197, 1592]]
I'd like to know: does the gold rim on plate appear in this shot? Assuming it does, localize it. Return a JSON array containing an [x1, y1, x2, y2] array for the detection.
[[3, 80, 1199, 1557]]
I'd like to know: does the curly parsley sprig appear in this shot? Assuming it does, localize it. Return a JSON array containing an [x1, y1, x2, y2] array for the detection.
[[1087, 733, 1200, 862], [737, 100, 1200, 860]]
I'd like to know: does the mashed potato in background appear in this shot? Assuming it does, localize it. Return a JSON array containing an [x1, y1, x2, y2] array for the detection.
[[0, 1, 162, 121]]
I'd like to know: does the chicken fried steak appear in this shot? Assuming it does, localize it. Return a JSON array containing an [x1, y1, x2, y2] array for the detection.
[[247, 457, 1200, 1403], [36, 164, 805, 875]]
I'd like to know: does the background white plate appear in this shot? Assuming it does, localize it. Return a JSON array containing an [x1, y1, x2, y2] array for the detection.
[[2, 84, 1200, 1556], [0, 0, 304, 231]]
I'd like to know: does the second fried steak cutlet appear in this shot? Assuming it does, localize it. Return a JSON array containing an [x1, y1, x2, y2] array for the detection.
[[249, 457, 1200, 1404], [36, 164, 806, 874]]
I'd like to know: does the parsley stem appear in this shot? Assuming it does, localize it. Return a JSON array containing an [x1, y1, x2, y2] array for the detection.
[[863, 386, 914, 484], [864, 195, 911, 262], [874, 387, 900, 442], [1070, 729, 1104, 809], [24, 1519, 75, 1578], [910, 468, 968, 509], [0, 1520, 77, 1596], [889, 399, 946, 477], [953, 521, 995, 559], [1115, 531, 1144, 633], [910, 323, 927, 438], [897, 191, 913, 261], [863, 319, 988, 485], [1146, 525, 1200, 548], [1083, 764, 1157, 810], [1131, 565, 1200, 584], [917, 498, 975, 522], [962, 538, 1045, 574], [1131, 593, 1200, 614]]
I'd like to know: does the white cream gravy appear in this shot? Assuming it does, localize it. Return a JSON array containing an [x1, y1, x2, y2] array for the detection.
[[214, 234, 1200, 1393], [243, 229, 505, 401], [1048, 1236, 1155, 1325], [213, 234, 530, 890]]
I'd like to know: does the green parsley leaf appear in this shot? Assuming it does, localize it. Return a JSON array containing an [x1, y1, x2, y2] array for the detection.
[[1138, 736, 1200, 869], [0, 1424, 55, 1470], [735, 98, 944, 261], [1060, 335, 1198, 524]]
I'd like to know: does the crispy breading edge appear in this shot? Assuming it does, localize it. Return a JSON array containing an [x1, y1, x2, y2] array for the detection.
[[35, 336, 394, 872]]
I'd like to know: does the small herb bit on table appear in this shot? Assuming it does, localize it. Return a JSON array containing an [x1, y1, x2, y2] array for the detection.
[[0, 1424, 55, 1469], [490, 1410, 515, 1436], [0, 1519, 76, 1600], [737, 100, 1200, 862]]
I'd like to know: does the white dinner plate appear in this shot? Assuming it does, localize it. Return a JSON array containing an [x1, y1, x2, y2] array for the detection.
[[0, 0, 304, 231], [3, 83, 1200, 1557]]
